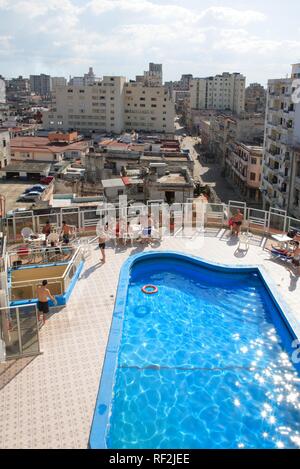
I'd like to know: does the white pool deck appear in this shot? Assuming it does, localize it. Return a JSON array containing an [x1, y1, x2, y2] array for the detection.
[[0, 229, 299, 449]]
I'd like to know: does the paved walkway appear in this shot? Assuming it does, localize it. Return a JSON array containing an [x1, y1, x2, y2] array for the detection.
[[0, 232, 299, 448]]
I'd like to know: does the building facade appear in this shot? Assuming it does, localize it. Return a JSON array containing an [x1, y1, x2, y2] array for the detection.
[[43, 75, 175, 134], [189, 72, 245, 115], [245, 83, 266, 114], [124, 81, 175, 133], [225, 141, 262, 205], [143, 63, 163, 87], [0, 130, 10, 169], [44, 76, 126, 134], [261, 63, 300, 217], [201, 112, 265, 167], [51, 77, 67, 90], [30, 74, 51, 97]]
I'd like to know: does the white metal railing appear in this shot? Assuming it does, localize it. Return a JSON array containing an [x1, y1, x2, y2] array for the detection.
[[9, 246, 82, 302], [3, 200, 300, 243]]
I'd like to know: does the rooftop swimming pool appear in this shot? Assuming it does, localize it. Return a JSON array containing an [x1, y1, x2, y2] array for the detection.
[[90, 252, 300, 449]]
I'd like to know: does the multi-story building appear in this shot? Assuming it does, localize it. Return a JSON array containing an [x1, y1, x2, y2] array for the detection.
[[225, 141, 263, 205], [7, 76, 30, 94], [0, 130, 10, 169], [189, 72, 245, 115], [68, 67, 99, 87], [44, 76, 126, 134], [30, 74, 51, 97], [0, 77, 6, 104], [51, 77, 67, 90], [143, 63, 163, 87], [124, 81, 174, 133], [43, 74, 175, 135], [245, 83, 266, 114], [201, 112, 265, 167], [261, 63, 300, 216]]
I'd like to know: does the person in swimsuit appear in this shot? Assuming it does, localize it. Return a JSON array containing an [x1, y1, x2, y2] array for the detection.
[[232, 209, 244, 236], [37, 280, 56, 324], [291, 242, 300, 275], [98, 223, 109, 263], [61, 221, 72, 244], [141, 215, 153, 243]]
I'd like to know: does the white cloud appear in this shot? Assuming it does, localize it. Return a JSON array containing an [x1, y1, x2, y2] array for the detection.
[[200, 6, 266, 26]]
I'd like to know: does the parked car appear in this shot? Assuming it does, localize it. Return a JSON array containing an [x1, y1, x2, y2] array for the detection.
[[24, 185, 45, 194], [19, 191, 42, 201], [40, 176, 54, 185]]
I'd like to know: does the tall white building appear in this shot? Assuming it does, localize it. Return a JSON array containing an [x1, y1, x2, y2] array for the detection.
[[124, 81, 174, 133], [43, 74, 175, 134], [261, 63, 300, 217], [44, 76, 126, 134], [189, 72, 245, 115]]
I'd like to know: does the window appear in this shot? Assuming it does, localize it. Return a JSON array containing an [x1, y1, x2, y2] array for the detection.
[[251, 158, 257, 164], [250, 172, 256, 181], [151, 104, 157, 108], [68, 89, 73, 93], [79, 89, 85, 93]]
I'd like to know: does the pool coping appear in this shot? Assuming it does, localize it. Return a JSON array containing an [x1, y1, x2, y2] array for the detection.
[[88, 250, 300, 449]]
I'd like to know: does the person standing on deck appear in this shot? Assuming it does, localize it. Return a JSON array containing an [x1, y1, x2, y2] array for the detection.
[[37, 280, 56, 324]]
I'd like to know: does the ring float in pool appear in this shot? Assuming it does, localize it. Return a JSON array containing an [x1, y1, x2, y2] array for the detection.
[[141, 284, 158, 294]]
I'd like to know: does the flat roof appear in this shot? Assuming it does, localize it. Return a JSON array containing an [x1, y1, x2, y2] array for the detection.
[[101, 178, 125, 188], [0, 161, 51, 173], [10, 136, 89, 154], [157, 173, 188, 185]]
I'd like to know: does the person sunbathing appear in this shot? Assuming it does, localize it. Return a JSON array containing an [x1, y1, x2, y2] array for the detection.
[[270, 245, 293, 256]]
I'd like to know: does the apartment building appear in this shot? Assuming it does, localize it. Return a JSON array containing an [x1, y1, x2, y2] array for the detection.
[[43, 75, 175, 135], [30, 74, 51, 97], [189, 72, 245, 115], [124, 81, 175, 133], [51, 77, 67, 89], [201, 112, 265, 167], [143, 63, 163, 87], [0, 78, 5, 104], [261, 63, 300, 216], [0, 130, 10, 169], [43, 76, 126, 134], [68, 67, 98, 87], [225, 141, 263, 205], [245, 83, 266, 114]]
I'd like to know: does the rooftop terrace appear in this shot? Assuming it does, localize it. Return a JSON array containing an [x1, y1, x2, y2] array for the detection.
[[0, 201, 300, 448], [0, 225, 299, 448]]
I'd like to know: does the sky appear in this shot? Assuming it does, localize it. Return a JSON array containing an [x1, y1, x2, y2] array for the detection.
[[0, 0, 300, 86]]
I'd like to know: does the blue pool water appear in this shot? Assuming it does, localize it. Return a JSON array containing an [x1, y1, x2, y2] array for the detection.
[[103, 255, 300, 448]]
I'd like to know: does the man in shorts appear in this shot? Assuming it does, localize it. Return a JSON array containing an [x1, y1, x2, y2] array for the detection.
[[98, 223, 109, 263], [37, 280, 56, 324]]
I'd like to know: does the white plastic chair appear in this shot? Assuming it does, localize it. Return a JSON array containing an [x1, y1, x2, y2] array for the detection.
[[21, 227, 34, 243], [238, 233, 250, 251]]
